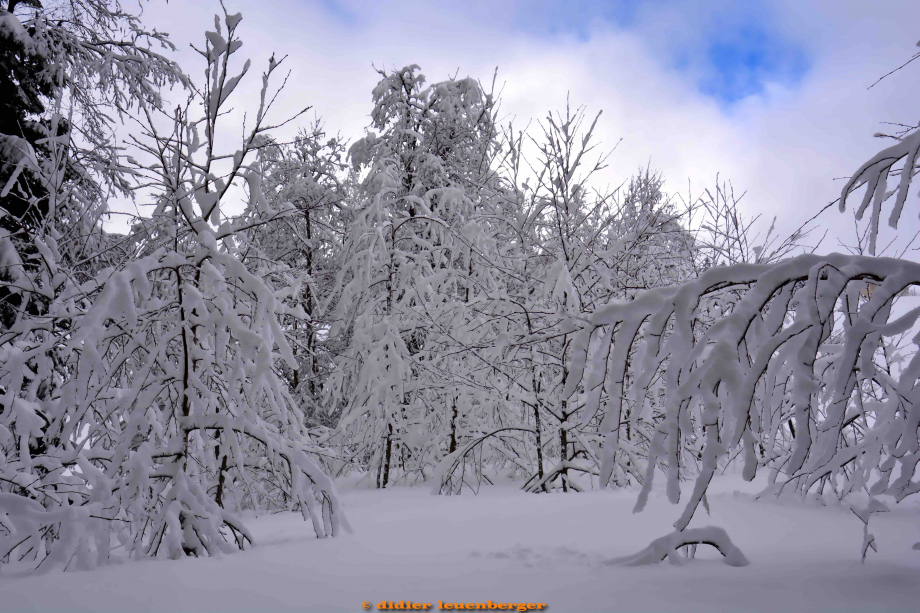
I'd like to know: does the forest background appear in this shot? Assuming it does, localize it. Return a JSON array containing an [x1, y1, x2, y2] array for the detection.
[[2, 0, 920, 576]]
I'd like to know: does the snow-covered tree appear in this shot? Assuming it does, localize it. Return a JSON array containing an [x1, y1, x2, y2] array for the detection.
[[244, 122, 351, 429], [1, 0, 183, 571], [1, 0, 182, 332], [328, 65, 501, 487], [436, 102, 702, 495], [0, 9, 347, 572], [563, 252, 920, 563], [841, 112, 920, 256]]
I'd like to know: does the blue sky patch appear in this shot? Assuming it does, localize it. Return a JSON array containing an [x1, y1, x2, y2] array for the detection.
[[509, 0, 810, 106], [701, 23, 808, 104]]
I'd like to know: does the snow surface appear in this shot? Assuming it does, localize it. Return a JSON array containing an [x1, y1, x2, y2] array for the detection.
[[2, 474, 919, 612]]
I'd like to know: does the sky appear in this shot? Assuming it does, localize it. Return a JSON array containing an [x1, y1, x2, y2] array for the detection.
[[132, 0, 920, 256]]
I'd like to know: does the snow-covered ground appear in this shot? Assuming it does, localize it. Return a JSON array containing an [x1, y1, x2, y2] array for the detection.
[[2, 474, 919, 612]]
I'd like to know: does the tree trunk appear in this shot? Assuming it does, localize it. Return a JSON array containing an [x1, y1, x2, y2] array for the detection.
[[381, 423, 393, 488], [215, 454, 229, 508], [559, 366, 569, 492], [304, 206, 317, 402], [448, 396, 459, 454], [560, 421, 568, 492]]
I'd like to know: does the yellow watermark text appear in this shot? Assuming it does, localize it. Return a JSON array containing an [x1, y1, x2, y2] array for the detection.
[[365, 601, 546, 611]]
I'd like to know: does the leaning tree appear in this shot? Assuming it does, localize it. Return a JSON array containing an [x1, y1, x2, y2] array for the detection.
[[559, 43, 920, 563]]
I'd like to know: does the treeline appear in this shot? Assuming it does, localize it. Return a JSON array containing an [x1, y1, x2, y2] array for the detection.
[[3, 0, 919, 572]]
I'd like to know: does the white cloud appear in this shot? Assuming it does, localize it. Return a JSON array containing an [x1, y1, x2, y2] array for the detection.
[[122, 0, 920, 256]]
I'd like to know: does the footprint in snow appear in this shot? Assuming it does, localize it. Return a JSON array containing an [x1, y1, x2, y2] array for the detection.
[[475, 545, 602, 568]]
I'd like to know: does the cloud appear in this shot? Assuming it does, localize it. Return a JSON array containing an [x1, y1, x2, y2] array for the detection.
[[508, 0, 643, 38], [506, 0, 811, 106], [120, 0, 920, 256], [315, 0, 359, 26]]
